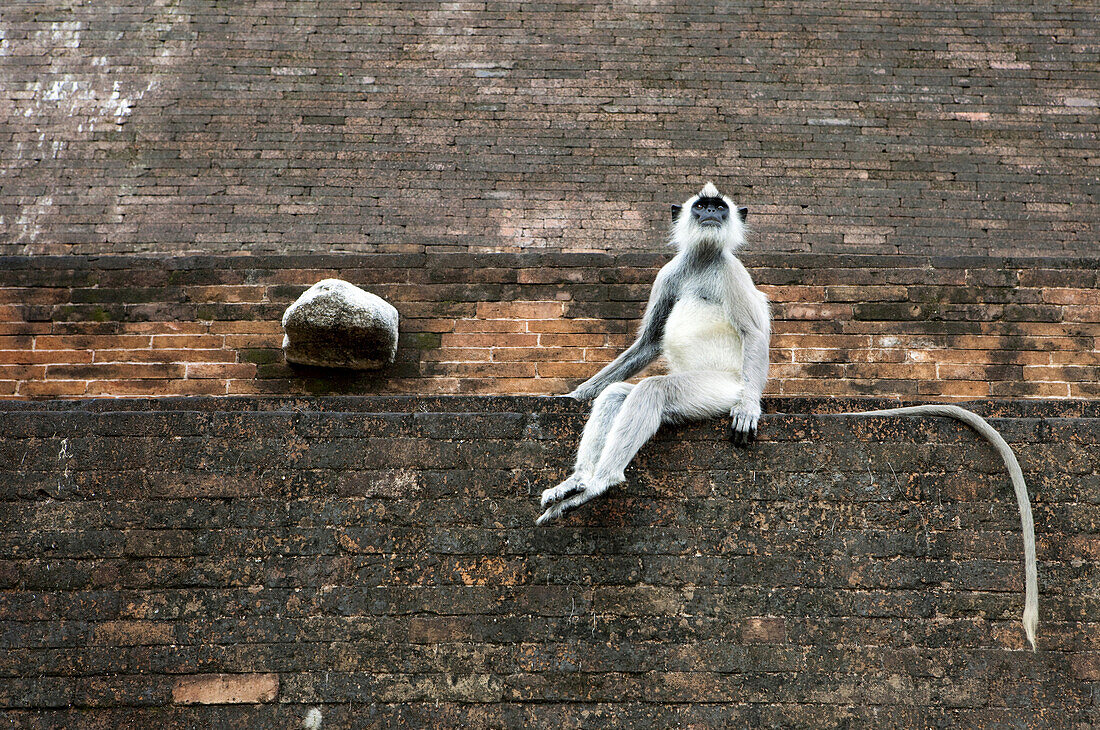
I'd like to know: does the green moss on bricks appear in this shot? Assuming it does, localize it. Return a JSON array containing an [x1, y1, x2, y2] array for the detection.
[[55, 305, 117, 322], [240, 348, 283, 365], [403, 332, 443, 350], [194, 305, 219, 322]]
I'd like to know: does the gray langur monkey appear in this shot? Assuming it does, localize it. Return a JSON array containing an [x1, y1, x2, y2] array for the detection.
[[538, 182, 1038, 651]]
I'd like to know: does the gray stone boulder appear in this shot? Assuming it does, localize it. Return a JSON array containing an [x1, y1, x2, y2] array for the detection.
[[281, 279, 399, 369]]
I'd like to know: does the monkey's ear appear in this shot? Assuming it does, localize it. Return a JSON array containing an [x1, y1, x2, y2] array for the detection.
[[670, 204, 682, 221], [738, 206, 748, 223]]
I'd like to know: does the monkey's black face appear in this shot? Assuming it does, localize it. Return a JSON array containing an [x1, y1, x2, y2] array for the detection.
[[691, 196, 729, 227]]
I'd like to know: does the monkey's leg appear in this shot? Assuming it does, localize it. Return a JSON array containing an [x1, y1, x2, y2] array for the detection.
[[541, 382, 634, 509], [538, 372, 742, 524], [574, 382, 635, 476]]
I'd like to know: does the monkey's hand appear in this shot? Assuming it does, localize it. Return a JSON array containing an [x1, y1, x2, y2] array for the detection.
[[730, 405, 760, 447], [566, 382, 601, 402]]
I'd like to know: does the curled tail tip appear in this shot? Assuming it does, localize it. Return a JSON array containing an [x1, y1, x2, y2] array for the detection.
[[1023, 605, 1039, 652]]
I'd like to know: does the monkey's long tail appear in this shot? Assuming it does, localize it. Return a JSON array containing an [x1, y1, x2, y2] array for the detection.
[[834, 404, 1038, 651]]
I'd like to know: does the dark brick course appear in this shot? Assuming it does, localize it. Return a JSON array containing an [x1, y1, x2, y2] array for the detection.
[[0, 396, 1097, 727]]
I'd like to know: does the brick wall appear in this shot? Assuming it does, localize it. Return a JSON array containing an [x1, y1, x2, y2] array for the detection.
[[1, 253, 1096, 400], [1, 396, 1096, 727], [3, 2, 1097, 726], [2, 1, 1097, 256]]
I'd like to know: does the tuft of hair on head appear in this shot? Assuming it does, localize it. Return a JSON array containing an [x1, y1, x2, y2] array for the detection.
[[303, 707, 323, 730], [700, 181, 720, 198]]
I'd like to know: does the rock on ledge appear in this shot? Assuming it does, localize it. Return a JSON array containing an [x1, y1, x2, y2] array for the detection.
[[281, 279, 399, 369]]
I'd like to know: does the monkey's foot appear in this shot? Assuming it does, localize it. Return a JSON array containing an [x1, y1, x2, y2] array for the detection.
[[536, 477, 606, 525], [540, 474, 586, 508], [730, 408, 760, 448]]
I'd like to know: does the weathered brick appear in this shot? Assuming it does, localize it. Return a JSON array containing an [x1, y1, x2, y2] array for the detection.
[[1, 0, 1099, 720], [171, 674, 279, 705]]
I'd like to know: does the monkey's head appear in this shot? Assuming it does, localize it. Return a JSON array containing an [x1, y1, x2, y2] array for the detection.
[[670, 182, 748, 252]]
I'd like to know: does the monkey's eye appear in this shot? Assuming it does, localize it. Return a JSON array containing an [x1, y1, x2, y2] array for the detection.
[[693, 199, 727, 210]]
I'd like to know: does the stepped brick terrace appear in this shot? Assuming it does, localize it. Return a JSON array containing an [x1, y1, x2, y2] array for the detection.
[[1, 0, 1097, 727]]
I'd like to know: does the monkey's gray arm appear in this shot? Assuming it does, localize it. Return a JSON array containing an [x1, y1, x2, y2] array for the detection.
[[568, 269, 676, 402], [730, 292, 771, 446]]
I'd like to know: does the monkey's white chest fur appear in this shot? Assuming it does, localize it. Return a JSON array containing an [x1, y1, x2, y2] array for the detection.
[[662, 297, 744, 376]]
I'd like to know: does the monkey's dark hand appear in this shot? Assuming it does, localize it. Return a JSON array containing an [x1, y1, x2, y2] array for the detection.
[[730, 406, 760, 447]]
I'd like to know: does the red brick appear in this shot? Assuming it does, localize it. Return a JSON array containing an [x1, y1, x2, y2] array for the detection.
[[94, 349, 238, 364], [185, 286, 268, 303], [537, 362, 599, 378], [581, 349, 617, 364], [421, 348, 491, 362], [773, 334, 872, 349], [476, 302, 564, 319], [848, 349, 907, 363], [167, 379, 231, 396], [916, 380, 990, 397], [825, 285, 908, 302], [223, 334, 283, 348], [1042, 288, 1100, 305], [35, 335, 151, 350], [1064, 305, 1100, 323], [0, 323, 50, 336], [538, 334, 607, 347], [1024, 365, 1098, 382], [1052, 350, 1100, 365], [777, 378, 864, 396], [184, 363, 257, 379], [792, 348, 853, 364], [0, 364, 47, 380], [492, 347, 576, 362], [150, 335, 226, 349], [120, 322, 211, 335], [518, 268, 598, 284], [0, 336, 35, 350], [47, 363, 186, 380], [266, 270, 341, 286], [775, 304, 855, 321], [442, 333, 538, 348], [424, 362, 537, 378], [172, 674, 279, 705], [493, 378, 570, 395], [209, 321, 285, 334], [756, 285, 826, 302], [527, 319, 612, 334], [454, 319, 527, 333], [990, 381, 1071, 398], [18, 380, 88, 397], [83, 380, 184, 396], [0, 350, 94, 365], [933, 350, 1050, 365], [1070, 382, 1100, 398], [0, 288, 70, 305]]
